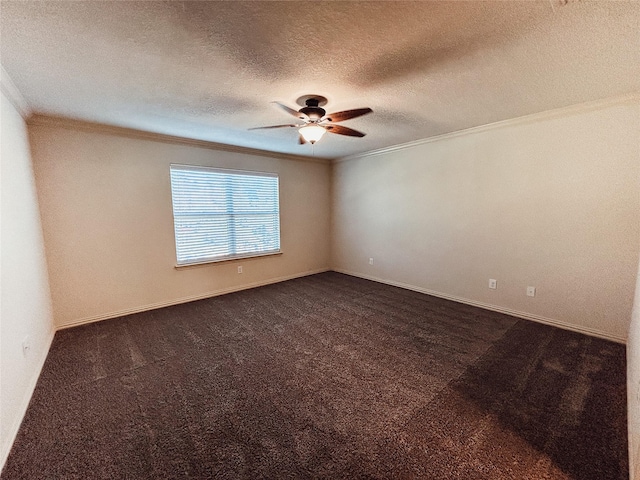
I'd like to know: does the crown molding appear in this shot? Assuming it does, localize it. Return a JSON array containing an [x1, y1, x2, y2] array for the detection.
[[22, 92, 639, 166], [0, 65, 31, 119], [27, 115, 332, 165], [336, 92, 640, 163]]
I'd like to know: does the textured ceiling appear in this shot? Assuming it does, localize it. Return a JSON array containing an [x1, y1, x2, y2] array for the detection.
[[1, 1, 639, 159]]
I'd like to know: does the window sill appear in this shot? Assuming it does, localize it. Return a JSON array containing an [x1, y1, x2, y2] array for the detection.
[[174, 251, 282, 269]]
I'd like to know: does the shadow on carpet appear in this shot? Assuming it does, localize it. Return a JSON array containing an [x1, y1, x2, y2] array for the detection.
[[1, 272, 628, 479]]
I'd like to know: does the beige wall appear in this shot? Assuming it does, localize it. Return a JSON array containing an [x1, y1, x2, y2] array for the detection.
[[29, 122, 331, 328], [332, 100, 640, 342], [0, 90, 55, 467], [6, 96, 640, 471]]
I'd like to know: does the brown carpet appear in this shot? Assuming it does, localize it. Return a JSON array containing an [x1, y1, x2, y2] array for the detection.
[[2, 272, 628, 479]]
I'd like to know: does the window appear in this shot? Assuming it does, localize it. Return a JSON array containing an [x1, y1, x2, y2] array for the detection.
[[170, 165, 280, 266]]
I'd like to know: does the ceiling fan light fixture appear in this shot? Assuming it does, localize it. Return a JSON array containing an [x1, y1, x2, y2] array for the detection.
[[252, 96, 372, 144], [299, 124, 326, 144]]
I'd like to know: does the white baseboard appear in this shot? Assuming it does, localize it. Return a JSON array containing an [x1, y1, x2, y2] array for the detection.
[[2, 269, 330, 470], [0, 327, 55, 471], [56, 268, 331, 330], [332, 268, 626, 344], [0, 267, 625, 473]]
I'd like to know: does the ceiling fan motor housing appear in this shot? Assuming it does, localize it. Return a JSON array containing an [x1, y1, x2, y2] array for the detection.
[[251, 95, 371, 141], [300, 98, 325, 121]]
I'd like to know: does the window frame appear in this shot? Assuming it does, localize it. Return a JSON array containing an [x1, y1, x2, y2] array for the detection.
[[169, 164, 282, 267]]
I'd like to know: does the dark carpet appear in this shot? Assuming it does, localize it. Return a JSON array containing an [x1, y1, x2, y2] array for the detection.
[[2, 272, 628, 479]]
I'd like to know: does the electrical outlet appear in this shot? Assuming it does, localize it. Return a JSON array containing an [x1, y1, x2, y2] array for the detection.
[[527, 286, 536, 297], [369, 257, 374, 265], [237, 266, 243, 274], [22, 336, 31, 357], [489, 279, 497, 289]]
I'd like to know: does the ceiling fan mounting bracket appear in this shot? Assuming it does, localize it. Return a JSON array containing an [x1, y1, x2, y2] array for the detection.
[[296, 95, 328, 107]]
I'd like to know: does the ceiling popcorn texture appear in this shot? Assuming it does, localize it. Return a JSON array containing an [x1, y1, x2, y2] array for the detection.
[[1, 1, 639, 159]]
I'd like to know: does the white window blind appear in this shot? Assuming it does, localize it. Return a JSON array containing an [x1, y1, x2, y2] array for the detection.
[[170, 165, 281, 266]]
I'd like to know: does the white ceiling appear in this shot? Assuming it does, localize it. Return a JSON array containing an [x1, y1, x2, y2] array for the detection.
[[1, 1, 639, 160]]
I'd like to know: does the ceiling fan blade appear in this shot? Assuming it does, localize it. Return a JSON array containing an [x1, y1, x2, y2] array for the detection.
[[272, 101, 308, 120], [323, 107, 372, 123], [248, 124, 298, 130], [324, 124, 366, 137]]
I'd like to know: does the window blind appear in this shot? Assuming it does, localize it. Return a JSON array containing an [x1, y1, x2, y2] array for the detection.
[[170, 165, 281, 266]]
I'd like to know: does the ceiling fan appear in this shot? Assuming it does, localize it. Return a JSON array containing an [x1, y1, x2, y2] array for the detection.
[[249, 95, 373, 144]]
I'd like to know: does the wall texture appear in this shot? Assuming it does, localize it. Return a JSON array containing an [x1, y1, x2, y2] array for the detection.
[[6, 96, 640, 472], [0, 90, 54, 466], [332, 99, 640, 342], [29, 122, 331, 328]]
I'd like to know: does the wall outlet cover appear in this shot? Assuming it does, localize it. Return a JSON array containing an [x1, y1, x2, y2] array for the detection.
[[22, 336, 31, 356]]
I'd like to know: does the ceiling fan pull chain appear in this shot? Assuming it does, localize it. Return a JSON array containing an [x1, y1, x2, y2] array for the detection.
[[250, 95, 372, 145]]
